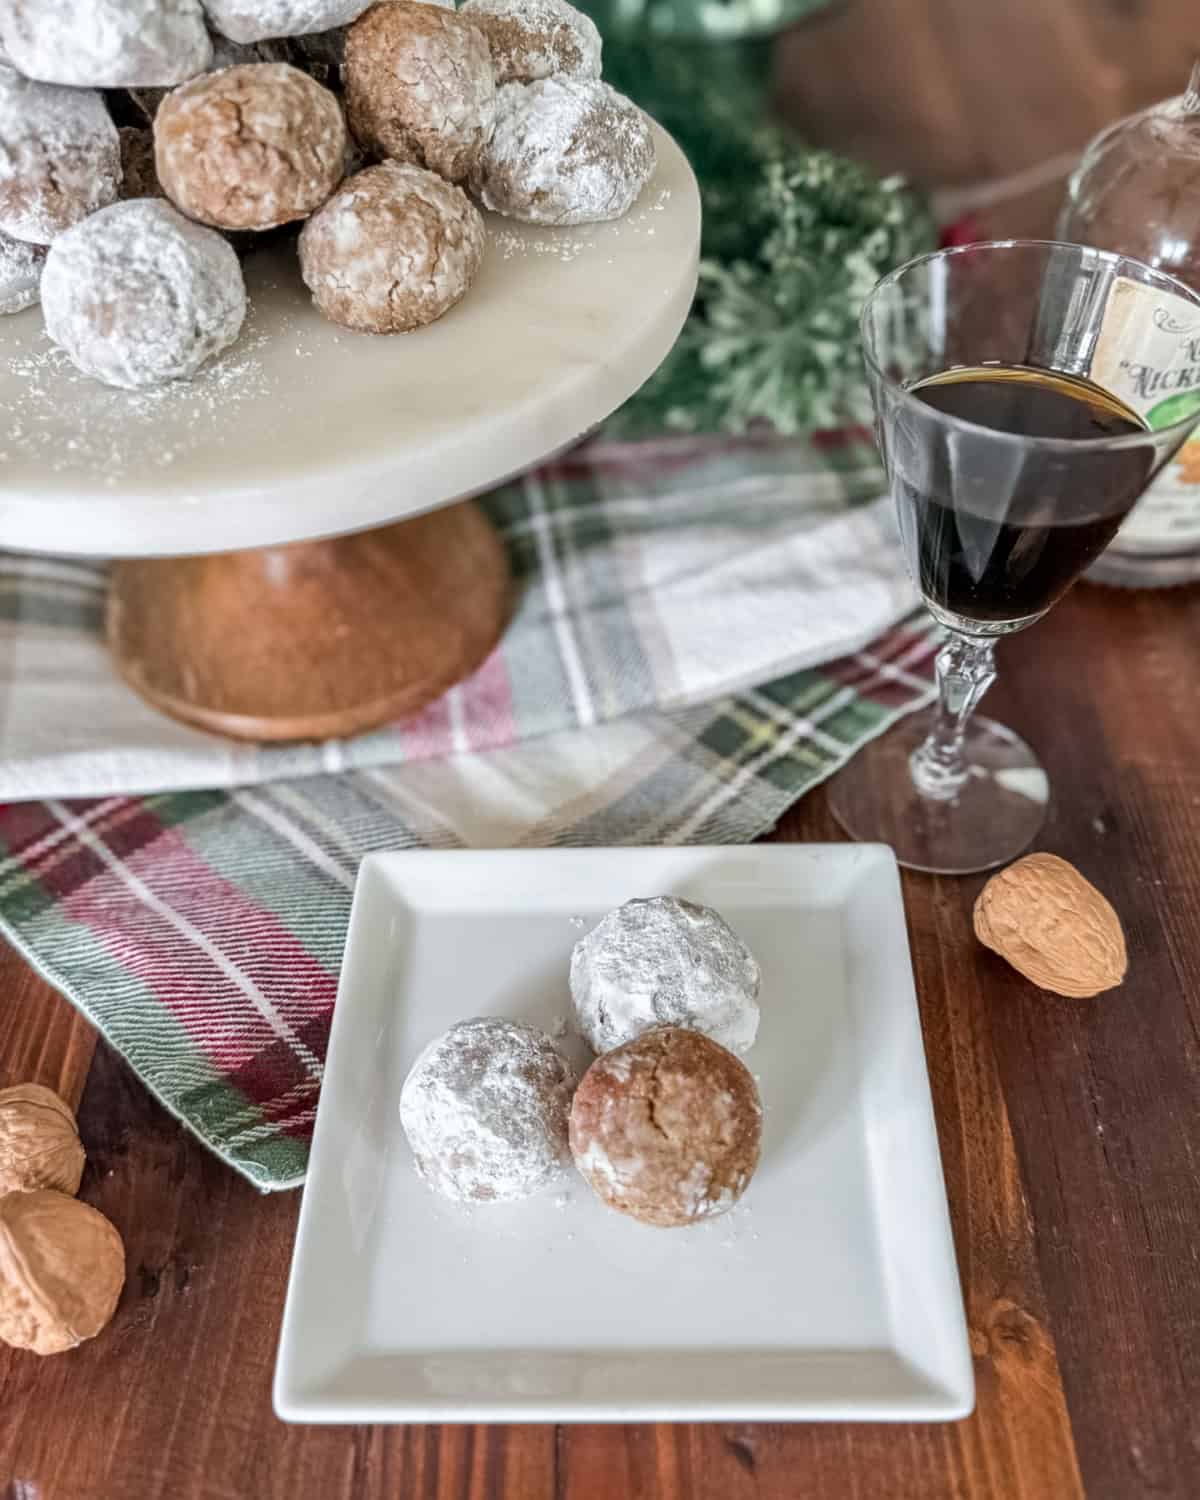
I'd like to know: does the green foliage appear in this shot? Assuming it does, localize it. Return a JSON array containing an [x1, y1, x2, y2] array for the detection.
[[602, 40, 936, 436]]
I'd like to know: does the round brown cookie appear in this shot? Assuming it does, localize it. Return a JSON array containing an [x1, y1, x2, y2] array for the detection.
[[462, 0, 600, 85], [569, 1026, 762, 1228], [344, 2, 495, 183], [155, 63, 347, 232], [299, 159, 485, 332]]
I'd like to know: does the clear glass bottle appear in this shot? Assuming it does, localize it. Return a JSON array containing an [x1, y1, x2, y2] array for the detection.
[[1059, 62, 1200, 584]]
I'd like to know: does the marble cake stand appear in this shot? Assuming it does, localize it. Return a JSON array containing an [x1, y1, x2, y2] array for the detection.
[[0, 124, 699, 741]]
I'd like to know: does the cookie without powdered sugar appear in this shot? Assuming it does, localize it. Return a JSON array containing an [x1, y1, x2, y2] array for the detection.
[[299, 160, 485, 332], [570, 1026, 762, 1228], [154, 63, 348, 232]]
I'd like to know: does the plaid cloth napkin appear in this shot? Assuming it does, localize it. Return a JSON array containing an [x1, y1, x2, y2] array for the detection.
[[2, 434, 911, 800], [0, 432, 938, 1188]]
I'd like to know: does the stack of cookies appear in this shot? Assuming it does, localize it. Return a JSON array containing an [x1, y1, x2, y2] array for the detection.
[[0, 0, 658, 389]]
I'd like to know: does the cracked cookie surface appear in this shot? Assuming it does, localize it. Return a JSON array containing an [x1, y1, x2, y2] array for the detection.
[[154, 62, 347, 232], [299, 159, 484, 331], [569, 1026, 762, 1228], [344, 2, 495, 183]]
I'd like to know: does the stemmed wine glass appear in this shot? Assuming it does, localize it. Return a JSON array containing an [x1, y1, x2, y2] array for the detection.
[[828, 239, 1200, 874]]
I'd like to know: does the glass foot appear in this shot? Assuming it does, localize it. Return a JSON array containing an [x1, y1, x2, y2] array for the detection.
[[827, 711, 1048, 875]]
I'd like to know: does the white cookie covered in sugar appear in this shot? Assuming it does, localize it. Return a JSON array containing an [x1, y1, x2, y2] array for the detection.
[[570, 897, 761, 1056], [0, 232, 45, 314], [0, 0, 212, 88], [0, 67, 121, 245], [42, 200, 246, 389], [299, 160, 484, 332], [202, 0, 375, 43], [400, 1018, 576, 1204], [471, 77, 655, 226], [462, 0, 601, 85]]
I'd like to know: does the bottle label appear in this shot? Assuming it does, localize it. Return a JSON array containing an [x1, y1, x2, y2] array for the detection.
[[1090, 276, 1200, 553]]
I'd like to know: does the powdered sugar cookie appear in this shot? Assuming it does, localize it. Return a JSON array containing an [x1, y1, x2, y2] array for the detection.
[[462, 0, 600, 85], [401, 1018, 576, 1203], [202, 0, 374, 44], [0, 66, 121, 245], [472, 77, 654, 226], [0, 0, 211, 88], [41, 199, 247, 389]]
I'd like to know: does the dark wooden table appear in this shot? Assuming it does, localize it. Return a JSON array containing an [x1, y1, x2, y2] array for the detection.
[[4, 4, 1200, 1498]]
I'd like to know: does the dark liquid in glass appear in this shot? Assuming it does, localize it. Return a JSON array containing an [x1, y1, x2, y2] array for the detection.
[[899, 364, 1150, 626]]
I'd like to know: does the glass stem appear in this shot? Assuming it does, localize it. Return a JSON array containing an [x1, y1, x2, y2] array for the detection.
[[909, 633, 997, 801]]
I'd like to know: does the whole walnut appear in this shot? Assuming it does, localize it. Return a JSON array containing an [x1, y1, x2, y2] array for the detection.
[[0, 1084, 85, 1196], [0, 1189, 125, 1355]]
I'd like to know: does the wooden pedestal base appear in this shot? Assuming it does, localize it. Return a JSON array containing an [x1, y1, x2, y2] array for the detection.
[[107, 502, 511, 743]]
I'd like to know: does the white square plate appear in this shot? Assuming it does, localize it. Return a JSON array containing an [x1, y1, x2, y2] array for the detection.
[[274, 846, 973, 1423]]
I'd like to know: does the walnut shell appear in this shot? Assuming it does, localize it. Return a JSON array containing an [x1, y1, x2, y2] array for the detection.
[[0, 1084, 85, 1196], [0, 1189, 125, 1355], [974, 853, 1127, 998]]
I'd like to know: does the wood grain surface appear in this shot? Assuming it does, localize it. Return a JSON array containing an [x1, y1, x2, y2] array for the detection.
[[4, 2, 1200, 1497], [108, 503, 512, 743]]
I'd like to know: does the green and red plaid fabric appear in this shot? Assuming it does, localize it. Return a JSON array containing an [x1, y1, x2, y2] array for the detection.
[[0, 433, 937, 1188]]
